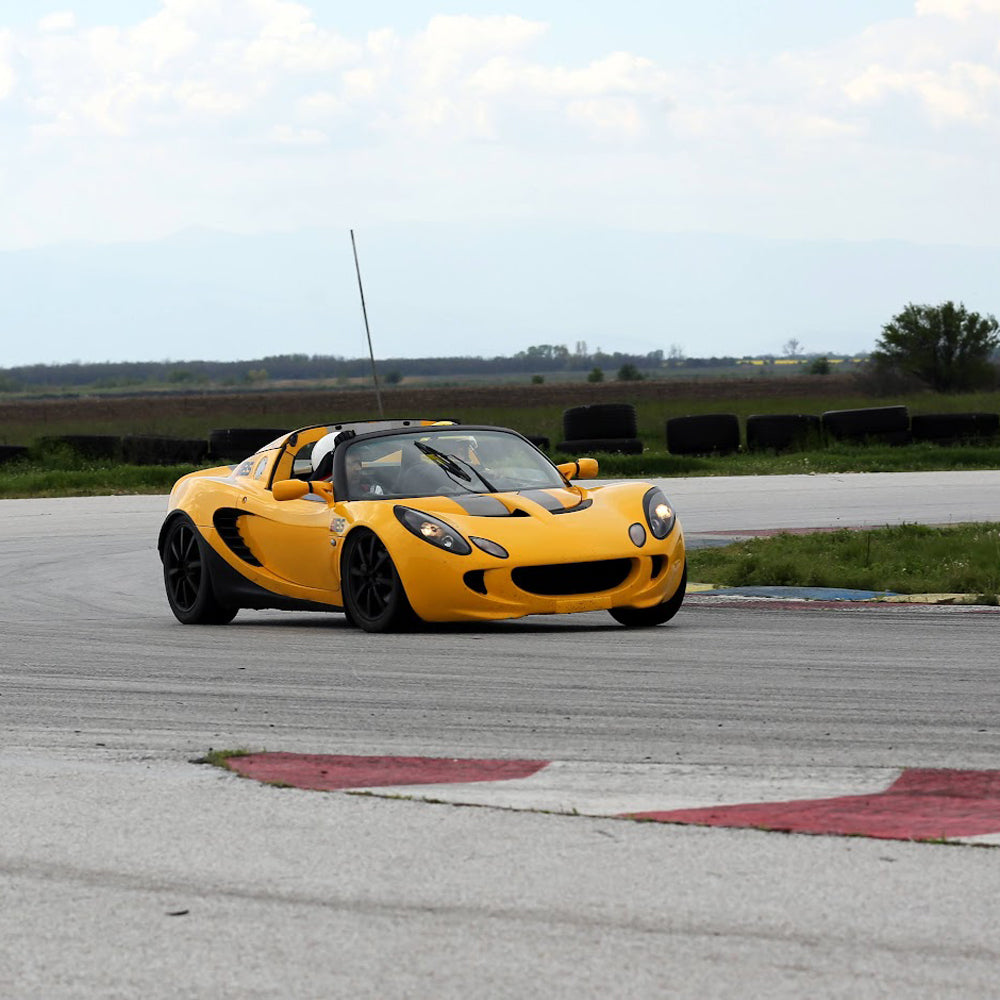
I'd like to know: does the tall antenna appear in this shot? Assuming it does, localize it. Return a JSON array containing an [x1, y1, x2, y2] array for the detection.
[[350, 229, 384, 417]]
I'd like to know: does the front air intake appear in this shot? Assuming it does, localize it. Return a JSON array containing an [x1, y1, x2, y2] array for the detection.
[[511, 559, 632, 596]]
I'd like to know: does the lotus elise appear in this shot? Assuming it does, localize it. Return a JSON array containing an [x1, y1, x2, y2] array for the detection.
[[158, 419, 686, 631]]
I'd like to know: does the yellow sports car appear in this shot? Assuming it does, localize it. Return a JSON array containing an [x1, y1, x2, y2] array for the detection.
[[158, 419, 686, 631]]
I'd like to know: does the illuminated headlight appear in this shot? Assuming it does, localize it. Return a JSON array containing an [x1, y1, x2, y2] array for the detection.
[[470, 536, 509, 559], [642, 487, 676, 539], [394, 506, 471, 555]]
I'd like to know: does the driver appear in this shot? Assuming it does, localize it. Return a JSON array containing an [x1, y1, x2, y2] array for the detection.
[[346, 450, 384, 498]]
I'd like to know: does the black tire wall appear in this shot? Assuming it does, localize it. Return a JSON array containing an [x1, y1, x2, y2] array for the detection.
[[563, 404, 638, 441], [911, 412, 1000, 444], [666, 414, 740, 455], [746, 414, 823, 452], [821, 406, 911, 444]]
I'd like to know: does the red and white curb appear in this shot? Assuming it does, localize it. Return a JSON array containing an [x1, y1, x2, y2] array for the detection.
[[222, 754, 1000, 846]]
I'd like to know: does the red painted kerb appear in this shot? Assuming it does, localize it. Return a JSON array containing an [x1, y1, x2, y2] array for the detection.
[[628, 768, 1000, 841], [224, 753, 549, 791], [222, 755, 1000, 842]]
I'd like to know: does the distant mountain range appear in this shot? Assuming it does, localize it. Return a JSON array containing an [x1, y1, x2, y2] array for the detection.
[[3, 225, 1000, 368]]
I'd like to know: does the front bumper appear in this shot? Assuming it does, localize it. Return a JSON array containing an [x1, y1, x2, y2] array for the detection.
[[400, 530, 686, 623]]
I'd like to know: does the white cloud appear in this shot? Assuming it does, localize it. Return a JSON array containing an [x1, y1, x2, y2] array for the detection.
[[38, 11, 76, 32], [2, 2, 1000, 249], [0, 29, 13, 101], [916, 0, 1000, 15]]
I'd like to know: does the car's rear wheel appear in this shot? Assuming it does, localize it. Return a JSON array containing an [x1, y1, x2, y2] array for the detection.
[[609, 566, 686, 627], [162, 517, 238, 625], [342, 530, 417, 633]]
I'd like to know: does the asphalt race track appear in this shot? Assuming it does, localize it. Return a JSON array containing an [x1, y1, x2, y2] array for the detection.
[[2, 471, 1000, 998]]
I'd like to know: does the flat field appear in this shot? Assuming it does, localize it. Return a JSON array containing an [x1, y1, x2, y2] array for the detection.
[[4, 374, 999, 449]]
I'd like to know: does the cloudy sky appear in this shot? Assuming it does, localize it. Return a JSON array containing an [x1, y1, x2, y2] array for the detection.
[[2, 0, 999, 365]]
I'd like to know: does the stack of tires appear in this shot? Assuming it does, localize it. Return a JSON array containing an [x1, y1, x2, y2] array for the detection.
[[911, 412, 1000, 445], [557, 405, 643, 455], [821, 406, 911, 445], [745, 414, 823, 453], [665, 414, 740, 455]]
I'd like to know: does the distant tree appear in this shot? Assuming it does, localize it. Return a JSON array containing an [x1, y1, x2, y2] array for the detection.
[[384, 370, 402, 385], [587, 367, 604, 383], [871, 301, 999, 392], [782, 338, 801, 357], [809, 356, 831, 375], [531, 374, 544, 384], [616, 363, 644, 382]]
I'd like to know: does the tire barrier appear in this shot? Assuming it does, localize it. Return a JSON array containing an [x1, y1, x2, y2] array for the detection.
[[0, 444, 29, 465], [821, 406, 911, 445], [911, 412, 1000, 445], [208, 427, 289, 461], [38, 434, 123, 460], [665, 414, 740, 456], [745, 414, 823, 453], [556, 438, 644, 455], [562, 404, 638, 442], [121, 436, 211, 466]]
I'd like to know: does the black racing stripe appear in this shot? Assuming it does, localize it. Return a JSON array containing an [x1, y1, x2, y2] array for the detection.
[[518, 490, 592, 514], [451, 495, 512, 516]]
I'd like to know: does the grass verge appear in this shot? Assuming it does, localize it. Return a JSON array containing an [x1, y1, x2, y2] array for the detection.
[[687, 523, 1000, 601]]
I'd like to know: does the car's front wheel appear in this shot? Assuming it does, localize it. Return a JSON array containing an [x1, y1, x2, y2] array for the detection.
[[162, 517, 238, 625], [609, 566, 686, 628], [341, 529, 417, 633]]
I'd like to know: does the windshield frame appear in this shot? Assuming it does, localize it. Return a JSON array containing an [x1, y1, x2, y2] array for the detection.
[[332, 426, 566, 501]]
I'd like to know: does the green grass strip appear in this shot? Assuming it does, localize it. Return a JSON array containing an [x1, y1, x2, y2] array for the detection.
[[688, 523, 1000, 600]]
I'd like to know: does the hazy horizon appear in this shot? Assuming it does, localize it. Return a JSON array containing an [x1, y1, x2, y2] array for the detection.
[[3, 2, 999, 367]]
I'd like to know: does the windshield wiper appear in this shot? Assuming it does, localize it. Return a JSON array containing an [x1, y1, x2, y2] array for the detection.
[[415, 443, 498, 492]]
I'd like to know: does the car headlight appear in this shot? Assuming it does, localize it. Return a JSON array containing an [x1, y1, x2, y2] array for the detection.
[[394, 506, 472, 555], [642, 487, 676, 539]]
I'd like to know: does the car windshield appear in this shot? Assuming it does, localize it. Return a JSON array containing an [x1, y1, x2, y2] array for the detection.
[[340, 429, 565, 499]]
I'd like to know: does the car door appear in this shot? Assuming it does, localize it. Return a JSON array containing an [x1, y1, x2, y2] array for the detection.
[[233, 452, 342, 599]]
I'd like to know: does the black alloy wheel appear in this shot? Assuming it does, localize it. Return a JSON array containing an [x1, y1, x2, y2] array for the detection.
[[162, 517, 238, 625], [342, 530, 416, 633], [609, 566, 687, 628]]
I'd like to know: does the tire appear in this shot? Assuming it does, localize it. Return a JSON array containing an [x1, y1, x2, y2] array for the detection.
[[911, 412, 1000, 445], [525, 435, 550, 451], [610, 566, 686, 627], [745, 414, 823, 453], [161, 517, 238, 625], [556, 438, 644, 455], [822, 406, 910, 444], [563, 404, 637, 441], [341, 530, 418, 633], [666, 414, 740, 455]]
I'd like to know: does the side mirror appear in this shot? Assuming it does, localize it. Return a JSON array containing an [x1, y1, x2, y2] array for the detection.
[[273, 479, 334, 502], [556, 458, 599, 480]]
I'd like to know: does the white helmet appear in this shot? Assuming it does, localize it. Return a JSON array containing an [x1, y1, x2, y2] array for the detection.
[[310, 432, 339, 480]]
